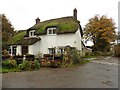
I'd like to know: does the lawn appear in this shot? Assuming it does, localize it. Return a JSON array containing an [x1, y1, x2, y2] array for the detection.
[[0, 67, 20, 73]]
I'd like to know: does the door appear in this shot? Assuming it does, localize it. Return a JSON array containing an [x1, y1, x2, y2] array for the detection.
[[22, 46, 28, 55]]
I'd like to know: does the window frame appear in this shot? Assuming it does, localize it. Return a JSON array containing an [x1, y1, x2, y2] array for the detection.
[[58, 47, 65, 54], [47, 27, 57, 35], [48, 48, 56, 54], [29, 30, 35, 37], [12, 46, 17, 55]]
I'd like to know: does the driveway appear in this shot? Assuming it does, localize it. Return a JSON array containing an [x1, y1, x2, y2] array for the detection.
[[2, 56, 119, 88]]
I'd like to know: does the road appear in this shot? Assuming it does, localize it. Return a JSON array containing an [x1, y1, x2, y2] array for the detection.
[[2, 56, 119, 88]]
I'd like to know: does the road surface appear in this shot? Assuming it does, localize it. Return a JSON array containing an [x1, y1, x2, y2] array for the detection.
[[2, 56, 119, 88]]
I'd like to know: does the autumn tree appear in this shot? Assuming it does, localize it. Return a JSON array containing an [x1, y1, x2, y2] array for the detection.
[[83, 15, 116, 52], [2, 14, 15, 50]]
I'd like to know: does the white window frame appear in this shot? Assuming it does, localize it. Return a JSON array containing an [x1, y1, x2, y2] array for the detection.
[[29, 30, 35, 37], [57, 47, 65, 54], [47, 27, 57, 35], [48, 48, 56, 54], [9, 46, 17, 55]]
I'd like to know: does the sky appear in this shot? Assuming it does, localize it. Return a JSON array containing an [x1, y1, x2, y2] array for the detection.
[[0, 0, 119, 46]]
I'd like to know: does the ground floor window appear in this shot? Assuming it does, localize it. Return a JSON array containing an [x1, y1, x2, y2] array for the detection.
[[8, 47, 11, 54], [58, 48, 65, 54], [48, 48, 56, 54], [9, 46, 17, 55], [13, 46, 17, 55]]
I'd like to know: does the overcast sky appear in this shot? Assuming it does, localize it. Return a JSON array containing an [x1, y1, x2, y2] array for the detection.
[[0, 0, 119, 31]]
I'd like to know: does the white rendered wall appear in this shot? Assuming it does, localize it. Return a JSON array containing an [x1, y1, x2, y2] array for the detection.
[[16, 45, 21, 55], [75, 29, 82, 51], [28, 29, 82, 55], [29, 41, 41, 55]]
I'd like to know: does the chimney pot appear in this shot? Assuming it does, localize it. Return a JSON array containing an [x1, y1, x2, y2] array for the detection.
[[36, 17, 40, 24], [73, 8, 77, 19]]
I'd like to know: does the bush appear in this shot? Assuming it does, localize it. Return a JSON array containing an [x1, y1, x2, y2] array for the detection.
[[50, 60, 62, 68], [71, 49, 81, 64], [34, 59, 40, 69], [2, 59, 17, 69], [18, 60, 30, 71], [93, 51, 113, 56], [62, 47, 82, 67], [18, 59, 40, 71], [85, 52, 94, 56], [114, 44, 120, 57], [2, 50, 9, 55]]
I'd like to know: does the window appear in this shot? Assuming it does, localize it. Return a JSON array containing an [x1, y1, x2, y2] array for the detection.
[[53, 29, 56, 34], [13, 46, 17, 55], [49, 48, 56, 54], [59, 48, 65, 54], [9, 46, 17, 55], [47, 28, 57, 35], [30, 32, 33, 36], [9, 47, 11, 54], [49, 30, 52, 34], [29, 30, 35, 37]]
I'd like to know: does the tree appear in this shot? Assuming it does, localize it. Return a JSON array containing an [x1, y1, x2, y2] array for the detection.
[[2, 14, 15, 50], [83, 15, 116, 52]]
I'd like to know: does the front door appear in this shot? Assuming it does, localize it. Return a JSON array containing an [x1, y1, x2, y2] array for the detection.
[[22, 46, 28, 55]]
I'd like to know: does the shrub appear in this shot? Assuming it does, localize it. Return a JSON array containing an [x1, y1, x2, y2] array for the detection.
[[85, 52, 94, 56], [2, 60, 9, 68], [18, 59, 40, 71], [50, 60, 62, 68], [34, 59, 40, 69], [71, 49, 82, 64], [2, 59, 17, 69], [62, 47, 85, 67], [18, 60, 30, 71], [114, 44, 120, 57], [2, 50, 9, 55], [93, 51, 113, 56]]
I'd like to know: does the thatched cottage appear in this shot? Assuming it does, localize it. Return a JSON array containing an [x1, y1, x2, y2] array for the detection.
[[8, 8, 85, 57]]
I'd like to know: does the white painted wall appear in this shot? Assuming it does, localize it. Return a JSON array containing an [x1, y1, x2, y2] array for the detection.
[[29, 41, 41, 55], [16, 45, 21, 55], [29, 28, 82, 55], [11, 29, 82, 56], [75, 29, 82, 51]]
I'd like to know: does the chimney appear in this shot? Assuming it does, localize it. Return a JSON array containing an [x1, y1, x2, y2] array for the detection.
[[73, 8, 77, 19], [36, 17, 40, 24]]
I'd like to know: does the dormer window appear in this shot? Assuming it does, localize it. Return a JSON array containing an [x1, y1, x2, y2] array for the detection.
[[47, 27, 57, 35], [29, 30, 35, 37]]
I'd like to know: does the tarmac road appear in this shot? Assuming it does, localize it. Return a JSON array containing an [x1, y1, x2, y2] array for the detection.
[[2, 56, 119, 88]]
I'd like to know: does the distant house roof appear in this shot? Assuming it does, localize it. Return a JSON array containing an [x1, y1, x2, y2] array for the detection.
[[26, 16, 83, 36]]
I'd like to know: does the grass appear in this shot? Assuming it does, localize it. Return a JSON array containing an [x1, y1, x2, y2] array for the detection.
[[79, 60, 91, 64], [0, 67, 21, 73], [83, 55, 96, 58]]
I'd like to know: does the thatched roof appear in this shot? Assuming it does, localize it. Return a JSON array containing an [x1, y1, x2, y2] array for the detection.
[[28, 16, 83, 36], [8, 31, 41, 45], [8, 16, 83, 45]]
